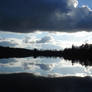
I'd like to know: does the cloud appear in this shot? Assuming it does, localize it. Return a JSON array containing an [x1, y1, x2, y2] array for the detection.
[[0, 0, 92, 32], [0, 35, 62, 50], [0, 39, 18, 47], [0, 58, 16, 64], [23, 35, 54, 44], [22, 35, 62, 50], [36, 36, 53, 43], [23, 36, 37, 43], [0, 56, 92, 77], [0, 31, 91, 50], [0, 41, 17, 47], [0, 38, 23, 47], [36, 64, 55, 71]]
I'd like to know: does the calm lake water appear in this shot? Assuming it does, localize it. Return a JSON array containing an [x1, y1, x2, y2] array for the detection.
[[0, 57, 92, 77]]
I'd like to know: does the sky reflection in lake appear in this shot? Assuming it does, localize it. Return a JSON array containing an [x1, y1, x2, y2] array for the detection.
[[0, 57, 92, 77]]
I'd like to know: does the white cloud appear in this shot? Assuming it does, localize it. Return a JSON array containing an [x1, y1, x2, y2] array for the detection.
[[0, 57, 92, 77], [36, 63, 55, 71], [0, 31, 92, 50], [36, 36, 53, 43]]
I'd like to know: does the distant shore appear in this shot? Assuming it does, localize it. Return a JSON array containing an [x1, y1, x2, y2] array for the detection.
[[0, 43, 92, 58], [0, 46, 63, 58], [0, 43, 92, 66]]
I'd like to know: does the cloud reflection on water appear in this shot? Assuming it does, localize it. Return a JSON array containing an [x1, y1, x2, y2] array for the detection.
[[0, 57, 92, 77]]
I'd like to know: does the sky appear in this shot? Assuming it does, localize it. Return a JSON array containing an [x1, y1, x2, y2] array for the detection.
[[0, 0, 92, 49], [78, 0, 92, 8], [1, 0, 92, 78]]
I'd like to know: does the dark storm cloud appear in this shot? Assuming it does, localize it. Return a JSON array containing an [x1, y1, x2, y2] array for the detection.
[[0, 0, 92, 32]]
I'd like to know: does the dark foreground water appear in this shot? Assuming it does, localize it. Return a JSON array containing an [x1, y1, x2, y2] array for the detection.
[[0, 73, 92, 92], [0, 57, 92, 92]]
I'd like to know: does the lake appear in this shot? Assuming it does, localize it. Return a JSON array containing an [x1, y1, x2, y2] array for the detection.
[[0, 57, 92, 77]]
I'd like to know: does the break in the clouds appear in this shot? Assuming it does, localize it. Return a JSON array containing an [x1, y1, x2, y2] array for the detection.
[[1, 31, 92, 49], [0, 0, 92, 32], [0, 34, 62, 49]]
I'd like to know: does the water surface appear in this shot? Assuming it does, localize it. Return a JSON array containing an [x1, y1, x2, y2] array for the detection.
[[0, 57, 92, 77]]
